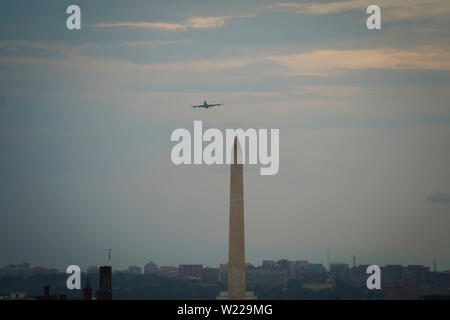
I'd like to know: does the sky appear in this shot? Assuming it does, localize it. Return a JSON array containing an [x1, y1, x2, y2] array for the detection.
[[0, 0, 449, 271]]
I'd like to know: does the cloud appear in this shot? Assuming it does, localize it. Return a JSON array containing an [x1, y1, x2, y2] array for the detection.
[[267, 0, 450, 21], [93, 22, 187, 31], [0, 40, 72, 59], [89, 46, 450, 75], [266, 1, 363, 15], [185, 16, 232, 29], [120, 46, 450, 75], [140, 56, 256, 71], [116, 40, 192, 48], [294, 85, 362, 98], [426, 192, 450, 203], [3, 43, 450, 80], [265, 46, 450, 75], [92, 15, 254, 31]]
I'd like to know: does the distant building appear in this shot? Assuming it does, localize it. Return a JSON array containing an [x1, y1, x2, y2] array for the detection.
[[97, 266, 112, 300], [290, 261, 308, 280], [294, 260, 309, 268], [246, 263, 256, 270], [144, 261, 158, 274], [329, 263, 350, 282], [349, 264, 370, 287], [83, 278, 92, 300], [0, 263, 31, 276], [87, 266, 99, 274], [379, 267, 450, 299], [36, 285, 57, 300], [178, 264, 203, 280], [246, 269, 287, 289], [297, 263, 328, 284], [0, 292, 34, 300], [0, 263, 58, 277], [219, 264, 228, 284], [262, 260, 276, 271], [202, 267, 219, 283], [382, 265, 404, 288], [436, 271, 450, 289], [33, 285, 67, 300], [288, 262, 297, 280], [157, 266, 178, 278], [289, 262, 333, 290], [30, 266, 59, 276], [126, 266, 142, 275], [304, 263, 326, 273], [404, 265, 429, 288], [276, 259, 290, 272], [11, 292, 28, 299]]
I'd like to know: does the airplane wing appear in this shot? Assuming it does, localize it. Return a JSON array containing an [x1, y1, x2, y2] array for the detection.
[[191, 103, 223, 108]]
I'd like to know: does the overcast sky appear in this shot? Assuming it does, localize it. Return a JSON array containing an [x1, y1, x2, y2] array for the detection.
[[1, 0, 449, 271]]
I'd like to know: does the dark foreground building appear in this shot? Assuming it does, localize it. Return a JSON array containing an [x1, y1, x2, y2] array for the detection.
[[97, 266, 112, 300]]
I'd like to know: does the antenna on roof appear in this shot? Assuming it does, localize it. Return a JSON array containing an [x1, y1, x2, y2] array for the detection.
[[326, 245, 330, 271]]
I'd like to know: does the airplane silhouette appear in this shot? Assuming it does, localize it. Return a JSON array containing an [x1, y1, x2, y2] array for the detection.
[[191, 100, 223, 109]]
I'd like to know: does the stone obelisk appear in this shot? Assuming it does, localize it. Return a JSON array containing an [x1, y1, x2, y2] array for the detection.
[[228, 137, 246, 299]]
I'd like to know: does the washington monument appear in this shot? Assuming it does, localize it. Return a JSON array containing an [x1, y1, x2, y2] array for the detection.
[[228, 137, 246, 299], [218, 138, 256, 300]]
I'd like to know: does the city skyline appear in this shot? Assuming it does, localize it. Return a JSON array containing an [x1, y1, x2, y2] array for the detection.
[[2, 254, 449, 274], [2, 257, 449, 300]]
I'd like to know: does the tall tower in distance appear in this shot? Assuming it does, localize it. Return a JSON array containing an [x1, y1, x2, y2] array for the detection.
[[228, 137, 246, 299], [217, 137, 256, 300]]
